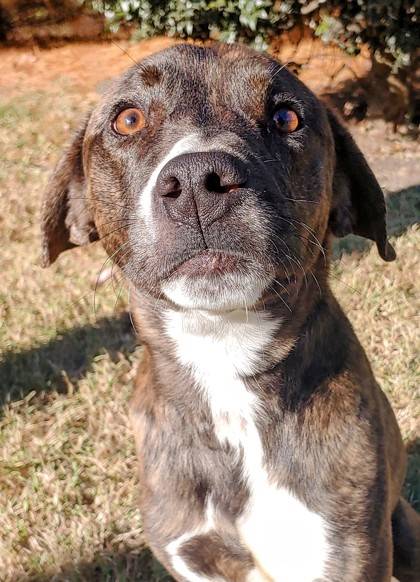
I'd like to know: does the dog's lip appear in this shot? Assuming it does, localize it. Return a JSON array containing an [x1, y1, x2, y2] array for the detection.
[[172, 250, 240, 277]]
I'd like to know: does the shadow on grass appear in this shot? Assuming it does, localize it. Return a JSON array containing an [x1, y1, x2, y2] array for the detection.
[[334, 184, 420, 258], [0, 312, 137, 407], [26, 548, 173, 582]]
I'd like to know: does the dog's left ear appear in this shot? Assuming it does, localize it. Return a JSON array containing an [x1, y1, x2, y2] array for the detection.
[[327, 109, 396, 261], [41, 114, 98, 267]]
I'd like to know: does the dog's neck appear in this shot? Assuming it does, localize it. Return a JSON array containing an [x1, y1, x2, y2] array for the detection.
[[130, 266, 343, 412], [163, 307, 292, 383]]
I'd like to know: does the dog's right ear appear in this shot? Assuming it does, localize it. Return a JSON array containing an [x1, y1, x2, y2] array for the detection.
[[327, 108, 396, 262], [41, 114, 98, 267]]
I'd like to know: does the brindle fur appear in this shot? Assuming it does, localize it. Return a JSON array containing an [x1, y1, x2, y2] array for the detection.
[[41, 43, 420, 581]]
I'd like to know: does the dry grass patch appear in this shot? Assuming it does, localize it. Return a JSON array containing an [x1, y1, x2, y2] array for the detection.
[[0, 84, 171, 581], [0, 82, 418, 581]]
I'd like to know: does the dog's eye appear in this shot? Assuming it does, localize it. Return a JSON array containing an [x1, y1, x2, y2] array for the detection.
[[113, 108, 146, 135], [273, 108, 300, 133]]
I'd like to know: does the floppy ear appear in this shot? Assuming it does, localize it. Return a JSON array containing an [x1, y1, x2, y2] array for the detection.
[[41, 114, 98, 267], [327, 109, 396, 261]]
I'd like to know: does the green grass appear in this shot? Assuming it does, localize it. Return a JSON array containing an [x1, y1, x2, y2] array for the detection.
[[0, 84, 418, 581]]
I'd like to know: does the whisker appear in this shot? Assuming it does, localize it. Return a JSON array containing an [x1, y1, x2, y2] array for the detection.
[[241, 291, 249, 324], [127, 288, 138, 335], [98, 217, 136, 226], [153, 289, 165, 312], [272, 277, 290, 296], [112, 40, 140, 67], [274, 216, 327, 266], [288, 233, 326, 267], [251, 303, 264, 332], [308, 269, 322, 298], [270, 233, 308, 288], [268, 282, 292, 313], [70, 196, 133, 211], [112, 273, 127, 312], [93, 241, 130, 315], [329, 271, 361, 295], [268, 61, 291, 83], [283, 197, 320, 204], [98, 224, 133, 243]]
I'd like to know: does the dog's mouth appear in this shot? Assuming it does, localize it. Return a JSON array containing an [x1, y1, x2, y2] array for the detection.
[[173, 250, 239, 278], [160, 248, 273, 311]]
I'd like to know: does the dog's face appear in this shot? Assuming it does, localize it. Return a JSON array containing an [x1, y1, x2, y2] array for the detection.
[[42, 44, 395, 312]]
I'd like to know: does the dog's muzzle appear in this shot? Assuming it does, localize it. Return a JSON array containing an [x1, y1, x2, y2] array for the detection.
[[155, 151, 249, 229]]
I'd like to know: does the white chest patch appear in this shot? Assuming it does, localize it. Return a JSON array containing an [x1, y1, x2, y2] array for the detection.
[[164, 308, 330, 582]]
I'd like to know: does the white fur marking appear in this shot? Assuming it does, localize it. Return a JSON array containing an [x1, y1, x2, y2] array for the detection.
[[139, 134, 203, 231], [167, 500, 223, 582], [165, 308, 330, 582], [238, 487, 329, 582], [162, 271, 273, 312], [246, 569, 271, 582]]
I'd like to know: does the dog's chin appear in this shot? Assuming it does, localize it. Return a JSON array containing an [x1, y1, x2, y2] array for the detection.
[[161, 271, 271, 312]]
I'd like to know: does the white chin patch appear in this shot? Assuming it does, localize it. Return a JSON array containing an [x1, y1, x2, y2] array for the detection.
[[161, 273, 271, 312]]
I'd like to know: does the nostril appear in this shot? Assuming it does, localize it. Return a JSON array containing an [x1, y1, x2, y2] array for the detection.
[[160, 176, 182, 199], [205, 172, 223, 193], [205, 172, 245, 194]]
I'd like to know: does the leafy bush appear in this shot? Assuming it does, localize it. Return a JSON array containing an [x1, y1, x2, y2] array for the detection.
[[90, 0, 419, 69]]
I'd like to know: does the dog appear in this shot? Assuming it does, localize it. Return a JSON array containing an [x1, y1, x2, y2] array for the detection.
[[41, 43, 420, 581]]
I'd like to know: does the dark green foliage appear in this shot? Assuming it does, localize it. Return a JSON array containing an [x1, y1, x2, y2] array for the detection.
[[90, 0, 419, 69]]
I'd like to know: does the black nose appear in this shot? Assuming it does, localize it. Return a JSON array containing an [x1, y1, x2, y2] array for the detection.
[[154, 151, 248, 228]]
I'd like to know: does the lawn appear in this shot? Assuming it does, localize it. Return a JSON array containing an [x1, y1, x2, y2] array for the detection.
[[0, 42, 418, 581]]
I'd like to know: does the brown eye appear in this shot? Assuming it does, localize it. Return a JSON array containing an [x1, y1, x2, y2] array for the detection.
[[273, 108, 300, 133], [113, 108, 145, 135]]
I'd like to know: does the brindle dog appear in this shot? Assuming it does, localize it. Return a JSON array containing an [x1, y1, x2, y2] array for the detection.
[[41, 43, 420, 582]]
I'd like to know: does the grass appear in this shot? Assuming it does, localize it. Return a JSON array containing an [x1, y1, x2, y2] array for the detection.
[[0, 82, 418, 581]]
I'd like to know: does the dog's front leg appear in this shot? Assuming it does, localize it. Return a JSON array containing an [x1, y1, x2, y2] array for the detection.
[[148, 531, 269, 582], [336, 521, 394, 582]]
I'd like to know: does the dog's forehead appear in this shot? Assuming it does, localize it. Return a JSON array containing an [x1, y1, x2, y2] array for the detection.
[[109, 44, 301, 113], [144, 43, 272, 85]]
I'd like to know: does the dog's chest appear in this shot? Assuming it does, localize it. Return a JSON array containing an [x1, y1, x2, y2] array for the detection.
[[164, 310, 330, 581]]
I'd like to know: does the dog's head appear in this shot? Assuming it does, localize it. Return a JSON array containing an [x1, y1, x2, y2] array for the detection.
[[41, 43, 395, 312]]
